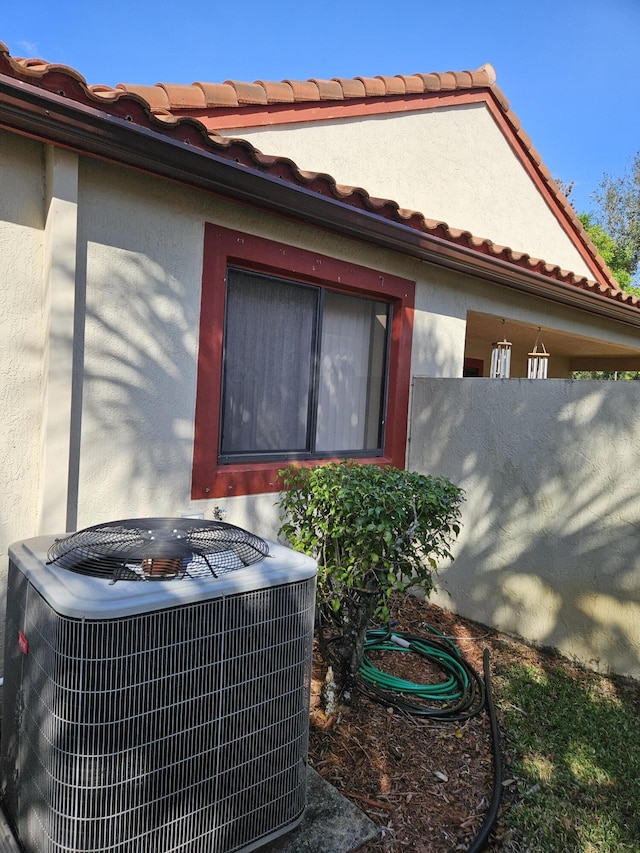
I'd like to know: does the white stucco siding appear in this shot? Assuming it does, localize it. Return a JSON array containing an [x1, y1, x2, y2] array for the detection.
[[71, 162, 421, 535], [76, 161, 207, 527], [70, 159, 640, 539], [0, 132, 46, 560], [223, 103, 592, 280], [409, 377, 640, 679]]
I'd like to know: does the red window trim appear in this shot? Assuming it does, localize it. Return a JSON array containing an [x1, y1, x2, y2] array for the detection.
[[191, 224, 415, 499]]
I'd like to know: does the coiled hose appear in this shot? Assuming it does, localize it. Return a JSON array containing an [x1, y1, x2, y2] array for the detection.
[[358, 625, 502, 852], [359, 624, 485, 721]]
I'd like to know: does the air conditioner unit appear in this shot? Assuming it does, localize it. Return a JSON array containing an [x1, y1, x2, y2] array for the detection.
[[1, 518, 317, 853]]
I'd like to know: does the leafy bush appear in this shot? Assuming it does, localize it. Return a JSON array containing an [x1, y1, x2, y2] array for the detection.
[[278, 461, 463, 697]]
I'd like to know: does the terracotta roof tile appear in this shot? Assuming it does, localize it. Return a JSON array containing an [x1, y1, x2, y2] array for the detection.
[[283, 79, 320, 101], [157, 83, 206, 109], [413, 72, 443, 91], [374, 75, 406, 96], [115, 83, 170, 111], [0, 40, 632, 309], [355, 76, 387, 97], [256, 80, 295, 103], [107, 63, 498, 109], [434, 71, 458, 90], [90, 84, 120, 101], [397, 74, 427, 94], [309, 78, 343, 100], [332, 77, 366, 99], [490, 85, 511, 112], [194, 82, 238, 108], [224, 80, 268, 105]]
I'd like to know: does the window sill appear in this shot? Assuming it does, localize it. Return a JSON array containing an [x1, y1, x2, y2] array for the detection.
[[192, 456, 402, 499]]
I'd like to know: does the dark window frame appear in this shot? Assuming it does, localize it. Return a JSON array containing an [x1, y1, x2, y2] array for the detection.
[[191, 224, 415, 499]]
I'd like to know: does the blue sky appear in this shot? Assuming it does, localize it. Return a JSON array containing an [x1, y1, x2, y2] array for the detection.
[[2, 0, 638, 216]]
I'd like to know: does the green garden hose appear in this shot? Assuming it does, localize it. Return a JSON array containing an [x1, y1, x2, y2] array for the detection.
[[358, 624, 485, 721], [358, 625, 502, 851]]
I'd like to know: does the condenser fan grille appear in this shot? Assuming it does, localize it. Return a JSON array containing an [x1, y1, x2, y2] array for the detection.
[[46, 517, 269, 582]]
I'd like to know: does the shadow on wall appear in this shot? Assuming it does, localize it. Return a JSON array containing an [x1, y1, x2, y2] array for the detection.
[[58, 242, 197, 527], [46, 225, 280, 538], [408, 378, 640, 679]]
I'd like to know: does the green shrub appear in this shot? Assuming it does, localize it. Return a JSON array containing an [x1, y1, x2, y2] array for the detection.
[[278, 461, 463, 697]]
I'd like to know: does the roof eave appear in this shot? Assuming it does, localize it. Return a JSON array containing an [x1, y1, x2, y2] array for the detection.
[[1, 72, 638, 330]]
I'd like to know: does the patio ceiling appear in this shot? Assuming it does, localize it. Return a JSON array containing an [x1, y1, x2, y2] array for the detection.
[[465, 311, 640, 372]]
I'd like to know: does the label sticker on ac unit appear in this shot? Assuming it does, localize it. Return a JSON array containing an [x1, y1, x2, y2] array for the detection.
[[17, 631, 28, 655]]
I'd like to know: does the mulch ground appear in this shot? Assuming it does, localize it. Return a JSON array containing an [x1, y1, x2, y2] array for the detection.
[[307, 595, 524, 852]]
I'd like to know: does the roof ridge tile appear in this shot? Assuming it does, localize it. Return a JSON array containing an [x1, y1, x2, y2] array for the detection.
[[193, 82, 238, 108], [308, 78, 343, 100], [283, 78, 320, 101], [332, 77, 366, 99], [224, 80, 268, 105], [255, 80, 295, 103], [354, 76, 387, 97]]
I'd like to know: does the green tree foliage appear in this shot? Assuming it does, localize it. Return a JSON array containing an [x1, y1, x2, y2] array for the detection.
[[557, 157, 640, 293], [578, 212, 636, 292], [573, 370, 640, 380], [278, 461, 463, 697], [591, 151, 640, 286]]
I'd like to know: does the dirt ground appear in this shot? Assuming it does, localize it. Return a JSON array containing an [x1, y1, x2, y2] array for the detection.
[[307, 595, 521, 853]]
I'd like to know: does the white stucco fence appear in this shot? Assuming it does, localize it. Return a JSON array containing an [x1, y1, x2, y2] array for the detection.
[[408, 378, 640, 679]]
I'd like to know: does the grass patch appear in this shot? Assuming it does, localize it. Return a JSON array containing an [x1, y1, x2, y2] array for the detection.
[[494, 651, 640, 852]]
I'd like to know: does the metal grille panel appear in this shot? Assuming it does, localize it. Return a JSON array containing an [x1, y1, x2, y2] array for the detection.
[[2, 563, 316, 853]]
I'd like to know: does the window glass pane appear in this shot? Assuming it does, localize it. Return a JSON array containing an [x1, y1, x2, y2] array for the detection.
[[221, 269, 316, 454], [315, 292, 388, 452]]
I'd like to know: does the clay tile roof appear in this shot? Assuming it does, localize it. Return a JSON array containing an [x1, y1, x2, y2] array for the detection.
[[90, 84, 119, 100], [256, 80, 295, 103], [332, 77, 366, 99], [224, 80, 268, 105], [115, 83, 170, 111], [0, 40, 632, 309], [375, 75, 406, 96], [355, 76, 387, 97], [309, 78, 344, 100], [283, 79, 320, 101], [156, 83, 206, 109], [413, 72, 442, 91], [193, 82, 238, 108], [107, 61, 500, 110], [434, 71, 458, 90], [455, 70, 474, 88], [396, 74, 425, 94]]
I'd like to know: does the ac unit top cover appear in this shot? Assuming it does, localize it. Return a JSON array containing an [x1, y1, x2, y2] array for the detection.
[[8, 535, 317, 621]]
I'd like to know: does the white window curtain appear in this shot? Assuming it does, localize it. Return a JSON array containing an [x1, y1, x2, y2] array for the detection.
[[221, 269, 388, 457], [316, 292, 387, 452]]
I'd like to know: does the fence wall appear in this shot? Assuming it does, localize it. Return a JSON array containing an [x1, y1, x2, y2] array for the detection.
[[408, 378, 640, 678]]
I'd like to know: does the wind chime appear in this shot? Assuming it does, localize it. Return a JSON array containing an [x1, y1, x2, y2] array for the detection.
[[490, 320, 512, 378], [527, 327, 550, 379]]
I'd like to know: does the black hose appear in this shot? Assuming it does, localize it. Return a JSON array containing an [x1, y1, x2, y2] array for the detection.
[[466, 648, 502, 853]]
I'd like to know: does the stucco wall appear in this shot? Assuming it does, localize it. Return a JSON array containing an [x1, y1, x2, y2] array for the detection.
[[224, 104, 592, 279], [74, 160, 425, 539], [5, 147, 640, 550], [0, 132, 45, 667], [408, 377, 640, 679], [0, 132, 45, 563]]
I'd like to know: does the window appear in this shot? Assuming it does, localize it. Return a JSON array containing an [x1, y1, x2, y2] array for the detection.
[[192, 225, 414, 498], [221, 268, 389, 460]]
